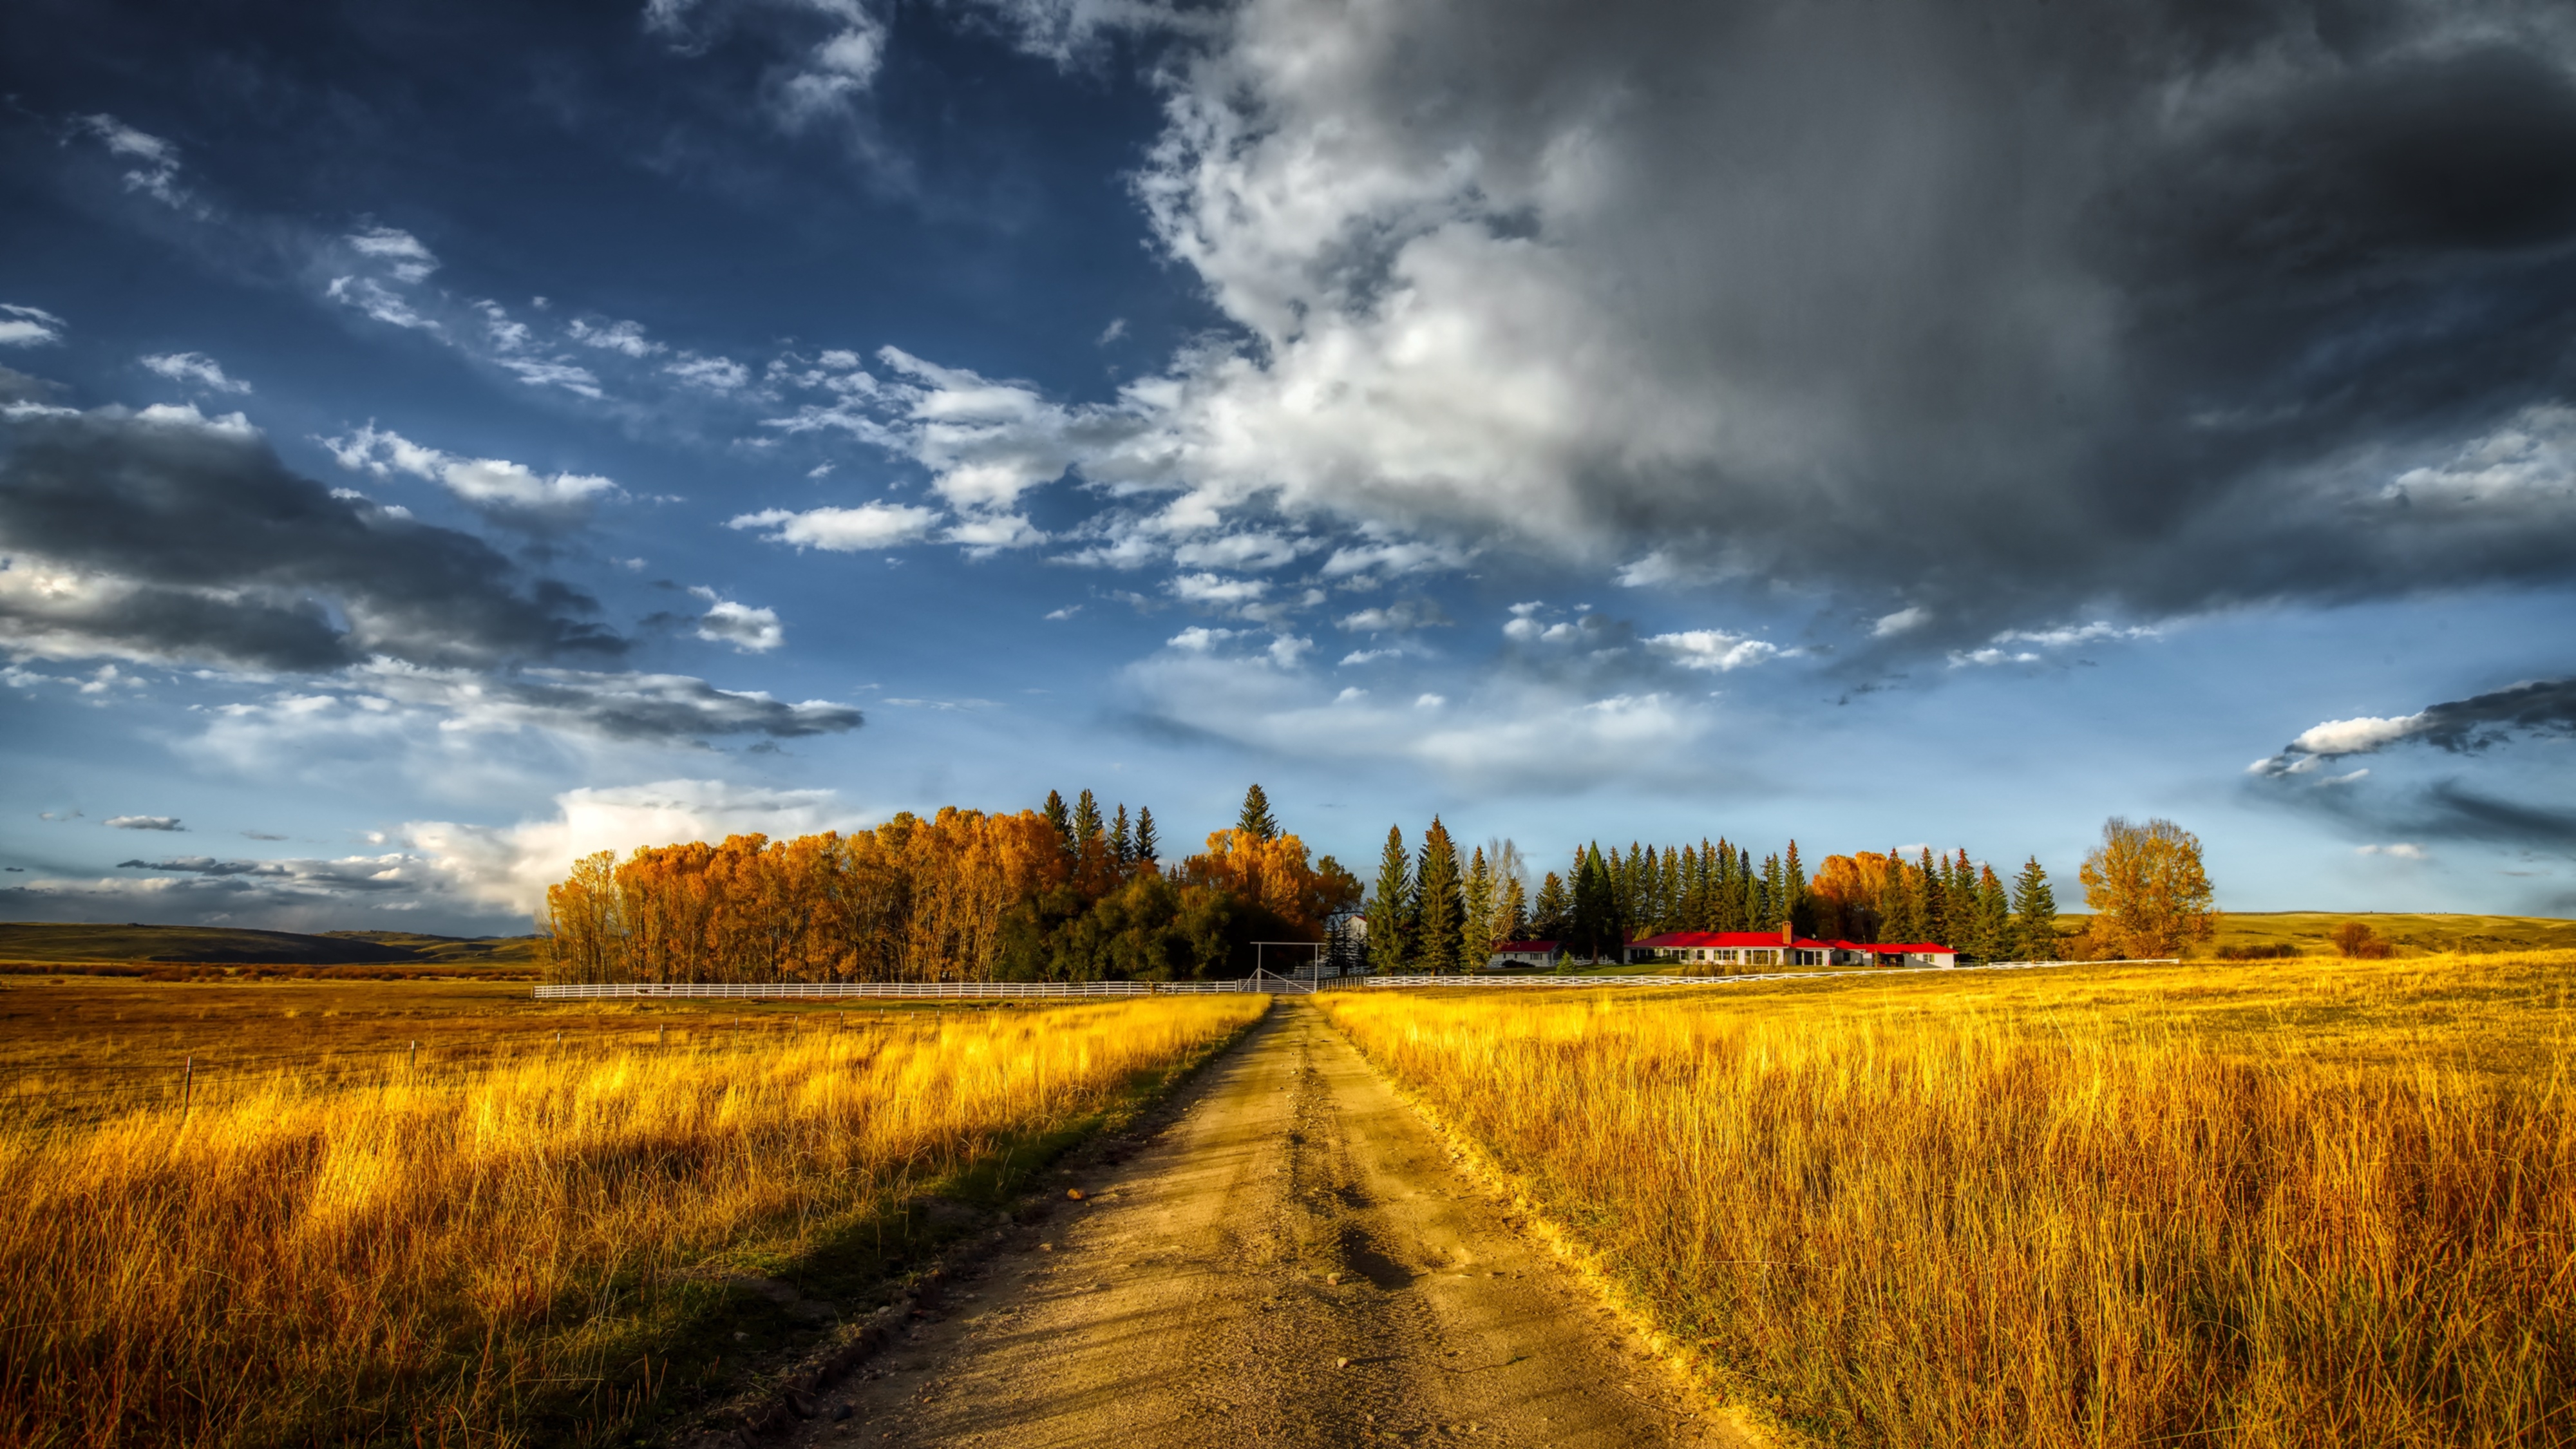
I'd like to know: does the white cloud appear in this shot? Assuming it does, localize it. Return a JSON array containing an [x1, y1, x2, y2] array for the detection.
[[107, 815, 185, 831], [326, 276, 438, 332], [321, 424, 622, 525], [2289, 714, 2428, 757], [1044, 604, 1082, 620], [141, 352, 251, 394], [570, 317, 664, 357], [689, 587, 786, 652], [1415, 692, 1446, 708], [1169, 572, 1268, 607], [1168, 625, 1238, 651], [2388, 405, 2576, 506], [728, 502, 940, 551], [346, 227, 440, 283], [1873, 605, 1929, 638], [0, 304, 64, 348], [2358, 842, 2428, 860], [1644, 629, 1782, 672], [667, 354, 751, 390], [943, 512, 1047, 554], [1172, 531, 1309, 570], [495, 356, 604, 398], [77, 115, 187, 208]]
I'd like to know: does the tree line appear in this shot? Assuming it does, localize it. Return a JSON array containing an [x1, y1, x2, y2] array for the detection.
[[1358, 814, 2214, 970], [541, 784, 1360, 984]]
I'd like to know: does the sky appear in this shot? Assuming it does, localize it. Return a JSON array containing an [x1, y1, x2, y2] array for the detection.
[[3, 0, 2573, 935]]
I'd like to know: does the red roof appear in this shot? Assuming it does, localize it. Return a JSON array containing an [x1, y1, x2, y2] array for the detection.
[[1630, 931, 1953, 953]]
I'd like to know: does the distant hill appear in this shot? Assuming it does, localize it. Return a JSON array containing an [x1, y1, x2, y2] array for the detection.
[[0, 922, 545, 966], [2054, 911, 2576, 958]]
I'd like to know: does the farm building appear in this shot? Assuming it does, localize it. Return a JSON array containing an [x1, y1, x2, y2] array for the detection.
[[1625, 925, 1955, 969], [1486, 940, 1565, 969]]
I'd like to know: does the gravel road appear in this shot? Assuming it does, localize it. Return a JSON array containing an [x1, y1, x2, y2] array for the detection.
[[792, 999, 1756, 1447]]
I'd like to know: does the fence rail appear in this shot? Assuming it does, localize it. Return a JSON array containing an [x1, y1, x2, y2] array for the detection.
[[532, 976, 1289, 1000], [1359, 958, 2179, 990]]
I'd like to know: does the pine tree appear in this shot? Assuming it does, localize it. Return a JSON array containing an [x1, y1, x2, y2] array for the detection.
[[1133, 806, 1160, 865], [1074, 789, 1103, 847], [1784, 840, 1810, 936], [1368, 826, 1412, 974], [1531, 871, 1570, 939], [1882, 849, 1926, 943], [1736, 846, 1758, 933], [1110, 804, 1133, 864], [1043, 790, 1071, 844], [1415, 818, 1466, 974], [1573, 844, 1623, 963], [1237, 784, 1279, 841], [1656, 847, 1683, 933], [2011, 855, 2058, 960], [1502, 875, 1529, 942], [1975, 864, 2012, 961], [1463, 847, 1493, 970], [1918, 848, 1948, 946]]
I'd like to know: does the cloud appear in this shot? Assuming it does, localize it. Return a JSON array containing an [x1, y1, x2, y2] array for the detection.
[[667, 354, 751, 390], [106, 815, 184, 831], [346, 227, 440, 282], [1643, 629, 1783, 672], [141, 352, 252, 395], [2358, 843, 2428, 860], [1168, 572, 1267, 607], [837, 0, 2576, 645], [569, 317, 663, 357], [728, 502, 940, 551], [1872, 606, 1929, 638], [2256, 677, 2576, 773], [321, 423, 621, 527], [77, 115, 187, 208], [690, 587, 786, 652], [1949, 620, 2159, 667], [1338, 598, 1450, 633], [0, 305, 65, 348], [0, 400, 623, 670]]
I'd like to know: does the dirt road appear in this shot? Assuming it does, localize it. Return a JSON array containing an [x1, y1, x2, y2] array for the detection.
[[793, 1000, 1753, 1447]]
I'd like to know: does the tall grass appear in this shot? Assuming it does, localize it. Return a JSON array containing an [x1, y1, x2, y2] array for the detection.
[[1321, 967, 2575, 1447], [0, 996, 1264, 1447]]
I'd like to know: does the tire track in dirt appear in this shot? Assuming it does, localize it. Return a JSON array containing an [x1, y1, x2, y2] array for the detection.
[[788, 1001, 1758, 1447]]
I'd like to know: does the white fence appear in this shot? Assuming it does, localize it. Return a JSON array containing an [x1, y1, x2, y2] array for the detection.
[[531, 970, 1315, 1001], [1360, 958, 2179, 990]]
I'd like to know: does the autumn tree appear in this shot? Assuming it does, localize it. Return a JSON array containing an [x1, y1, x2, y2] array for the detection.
[[2079, 817, 2217, 958]]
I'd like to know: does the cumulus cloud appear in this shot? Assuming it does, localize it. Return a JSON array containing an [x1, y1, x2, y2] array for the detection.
[[0, 401, 623, 670], [690, 587, 786, 652], [2255, 678, 2576, 775], [1168, 572, 1267, 608], [667, 354, 751, 390], [728, 502, 940, 551], [142, 352, 251, 394], [0, 305, 65, 348], [106, 815, 184, 831], [1872, 606, 1929, 638], [569, 317, 663, 357], [322, 423, 621, 527], [2248, 678, 2576, 853], [1645, 629, 1783, 672]]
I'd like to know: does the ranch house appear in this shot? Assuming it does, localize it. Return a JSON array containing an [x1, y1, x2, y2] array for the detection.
[[1625, 923, 1956, 969]]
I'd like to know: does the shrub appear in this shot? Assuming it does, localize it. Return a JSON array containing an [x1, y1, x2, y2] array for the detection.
[[2329, 922, 2396, 959]]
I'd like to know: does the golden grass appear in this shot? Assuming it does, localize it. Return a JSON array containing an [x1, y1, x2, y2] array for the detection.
[[0, 987, 1266, 1447], [1320, 952, 2576, 1448]]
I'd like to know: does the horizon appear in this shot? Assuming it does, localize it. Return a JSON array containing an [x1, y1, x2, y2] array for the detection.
[[5, 0, 2574, 935]]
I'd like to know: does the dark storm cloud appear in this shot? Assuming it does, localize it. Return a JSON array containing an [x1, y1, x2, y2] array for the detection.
[[2253, 676, 2576, 771], [2247, 677, 2576, 849], [431, 667, 865, 741], [903, 0, 2576, 647], [0, 401, 625, 670]]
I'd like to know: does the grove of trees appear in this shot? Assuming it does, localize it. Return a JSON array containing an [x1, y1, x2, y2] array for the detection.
[[542, 785, 1360, 984]]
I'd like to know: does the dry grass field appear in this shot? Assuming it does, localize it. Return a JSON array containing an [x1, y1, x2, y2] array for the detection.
[[0, 976, 1265, 1447], [1321, 951, 2576, 1448]]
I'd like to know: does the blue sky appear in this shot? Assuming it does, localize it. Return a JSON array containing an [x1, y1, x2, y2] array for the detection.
[[4, 0, 2573, 934]]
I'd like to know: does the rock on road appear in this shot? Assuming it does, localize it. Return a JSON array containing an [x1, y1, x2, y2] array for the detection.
[[793, 999, 1757, 1448]]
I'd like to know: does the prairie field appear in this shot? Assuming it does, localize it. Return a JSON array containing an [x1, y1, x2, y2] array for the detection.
[[0, 976, 1265, 1447], [1321, 952, 2576, 1448]]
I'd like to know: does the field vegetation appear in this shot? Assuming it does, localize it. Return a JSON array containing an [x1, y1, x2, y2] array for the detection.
[[0, 974, 1265, 1446], [1321, 951, 2576, 1446]]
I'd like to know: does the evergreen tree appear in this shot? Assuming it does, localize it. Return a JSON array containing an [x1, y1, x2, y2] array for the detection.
[[1573, 844, 1624, 963], [1367, 826, 1412, 974], [1415, 817, 1466, 974], [1918, 848, 1949, 945], [1133, 806, 1160, 865], [1882, 849, 1927, 942], [1074, 789, 1104, 847], [1502, 875, 1529, 942], [1531, 871, 1571, 938], [1463, 847, 1494, 969], [1758, 853, 1784, 933], [1975, 864, 2012, 961], [1785, 840, 1810, 936], [2011, 856, 2058, 960], [1736, 846, 1759, 933], [1237, 784, 1280, 841], [1043, 790, 1071, 844], [1110, 804, 1133, 864], [1656, 847, 1683, 933]]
